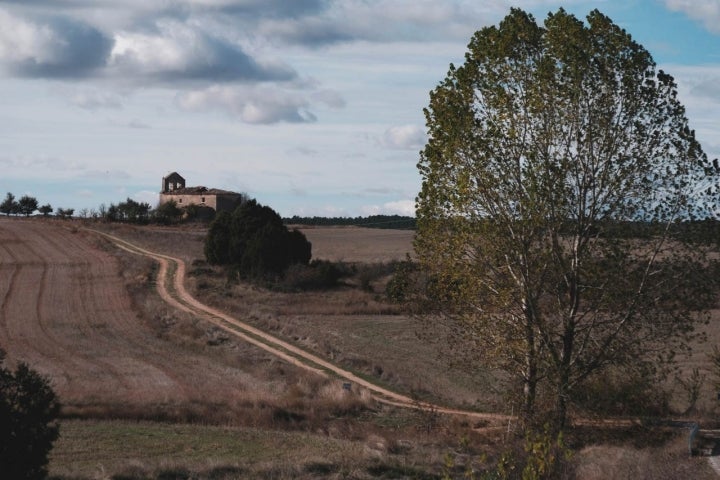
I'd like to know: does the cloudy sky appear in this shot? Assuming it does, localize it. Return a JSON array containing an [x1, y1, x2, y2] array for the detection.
[[0, 0, 718, 217]]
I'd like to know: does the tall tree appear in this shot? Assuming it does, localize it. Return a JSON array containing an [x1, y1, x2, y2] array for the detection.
[[416, 8, 719, 430], [0, 192, 18, 216], [17, 195, 38, 217]]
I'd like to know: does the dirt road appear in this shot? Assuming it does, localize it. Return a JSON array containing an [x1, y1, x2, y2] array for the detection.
[[0, 217, 507, 422], [88, 227, 511, 422]]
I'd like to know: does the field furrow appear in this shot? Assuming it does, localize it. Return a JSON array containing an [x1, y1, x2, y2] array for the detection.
[[0, 218, 269, 411]]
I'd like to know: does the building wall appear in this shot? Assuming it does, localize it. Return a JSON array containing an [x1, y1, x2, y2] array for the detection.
[[159, 193, 243, 213], [159, 193, 216, 209]]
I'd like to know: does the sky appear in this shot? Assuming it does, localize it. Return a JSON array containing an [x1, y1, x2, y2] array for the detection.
[[0, 0, 718, 218]]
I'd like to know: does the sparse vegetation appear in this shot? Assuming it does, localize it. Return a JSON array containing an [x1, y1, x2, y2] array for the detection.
[[2, 218, 719, 479]]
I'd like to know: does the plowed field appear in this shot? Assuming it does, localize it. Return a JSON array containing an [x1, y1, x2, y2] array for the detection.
[[0, 218, 258, 409]]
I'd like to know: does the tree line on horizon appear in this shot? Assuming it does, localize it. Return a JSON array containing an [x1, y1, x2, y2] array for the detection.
[[0, 192, 75, 218], [283, 214, 417, 230]]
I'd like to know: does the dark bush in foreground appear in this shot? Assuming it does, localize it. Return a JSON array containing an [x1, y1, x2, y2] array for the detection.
[[0, 349, 61, 480]]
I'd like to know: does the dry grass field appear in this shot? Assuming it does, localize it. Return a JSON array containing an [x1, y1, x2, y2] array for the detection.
[[1, 217, 718, 479]]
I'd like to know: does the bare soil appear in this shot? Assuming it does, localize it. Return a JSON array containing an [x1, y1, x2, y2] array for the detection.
[[0, 218, 306, 416]]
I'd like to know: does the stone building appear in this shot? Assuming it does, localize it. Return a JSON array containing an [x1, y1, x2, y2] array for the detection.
[[159, 172, 245, 214]]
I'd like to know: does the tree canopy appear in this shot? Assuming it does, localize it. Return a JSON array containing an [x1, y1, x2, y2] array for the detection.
[[416, 8, 719, 430], [0, 350, 60, 480], [17, 195, 38, 217], [205, 199, 312, 277], [0, 192, 18, 216]]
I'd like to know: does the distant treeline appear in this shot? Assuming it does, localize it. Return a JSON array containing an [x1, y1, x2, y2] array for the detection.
[[284, 215, 417, 230]]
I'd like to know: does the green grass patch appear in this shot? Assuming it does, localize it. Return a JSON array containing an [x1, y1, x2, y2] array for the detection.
[[49, 419, 358, 479]]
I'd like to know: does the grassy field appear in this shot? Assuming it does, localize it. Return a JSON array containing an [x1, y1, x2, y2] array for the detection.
[[17, 220, 718, 478]]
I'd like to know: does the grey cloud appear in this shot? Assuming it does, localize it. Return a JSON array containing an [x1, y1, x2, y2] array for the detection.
[[68, 90, 123, 110], [211, 0, 329, 19], [126, 119, 151, 129], [0, 12, 113, 78], [256, 0, 490, 47], [260, 17, 354, 46], [110, 24, 297, 84]]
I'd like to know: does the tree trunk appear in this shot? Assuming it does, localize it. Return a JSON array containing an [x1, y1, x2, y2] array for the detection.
[[522, 315, 538, 424], [555, 327, 574, 433]]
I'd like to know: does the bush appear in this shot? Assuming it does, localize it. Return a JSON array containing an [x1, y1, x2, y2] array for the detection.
[[154, 199, 183, 224], [205, 199, 312, 278], [570, 367, 671, 417], [0, 349, 61, 479], [279, 260, 353, 291], [385, 259, 418, 302]]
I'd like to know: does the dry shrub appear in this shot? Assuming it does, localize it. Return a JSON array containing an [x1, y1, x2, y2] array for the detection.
[[571, 368, 671, 418], [571, 433, 714, 480]]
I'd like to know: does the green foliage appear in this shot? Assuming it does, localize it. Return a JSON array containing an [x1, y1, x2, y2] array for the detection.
[[441, 427, 570, 480], [38, 204, 53, 216], [385, 258, 418, 303], [521, 427, 569, 480], [17, 195, 38, 216], [0, 192, 18, 216], [153, 199, 183, 225], [56, 208, 74, 219], [0, 349, 61, 480], [205, 211, 232, 265], [415, 7, 719, 430], [205, 199, 312, 278], [105, 198, 152, 224]]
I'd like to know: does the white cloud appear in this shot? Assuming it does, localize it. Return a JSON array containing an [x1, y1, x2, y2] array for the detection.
[[361, 199, 416, 216], [132, 189, 160, 206], [176, 85, 318, 123], [665, 0, 720, 34], [380, 124, 426, 150], [0, 155, 86, 175]]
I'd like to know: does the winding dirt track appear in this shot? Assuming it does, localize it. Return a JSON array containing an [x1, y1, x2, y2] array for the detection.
[[87, 227, 510, 422], [0, 218, 508, 422]]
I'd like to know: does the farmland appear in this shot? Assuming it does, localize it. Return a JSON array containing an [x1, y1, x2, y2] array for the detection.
[[0, 217, 718, 479]]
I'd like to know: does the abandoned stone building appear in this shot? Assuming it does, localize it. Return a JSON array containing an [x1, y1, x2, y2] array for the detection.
[[159, 172, 245, 214]]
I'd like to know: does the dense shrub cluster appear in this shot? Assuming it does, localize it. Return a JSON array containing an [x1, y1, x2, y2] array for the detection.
[[0, 349, 60, 480], [205, 199, 312, 277]]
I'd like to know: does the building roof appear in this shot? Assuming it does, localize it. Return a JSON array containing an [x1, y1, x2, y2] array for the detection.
[[162, 186, 241, 196]]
